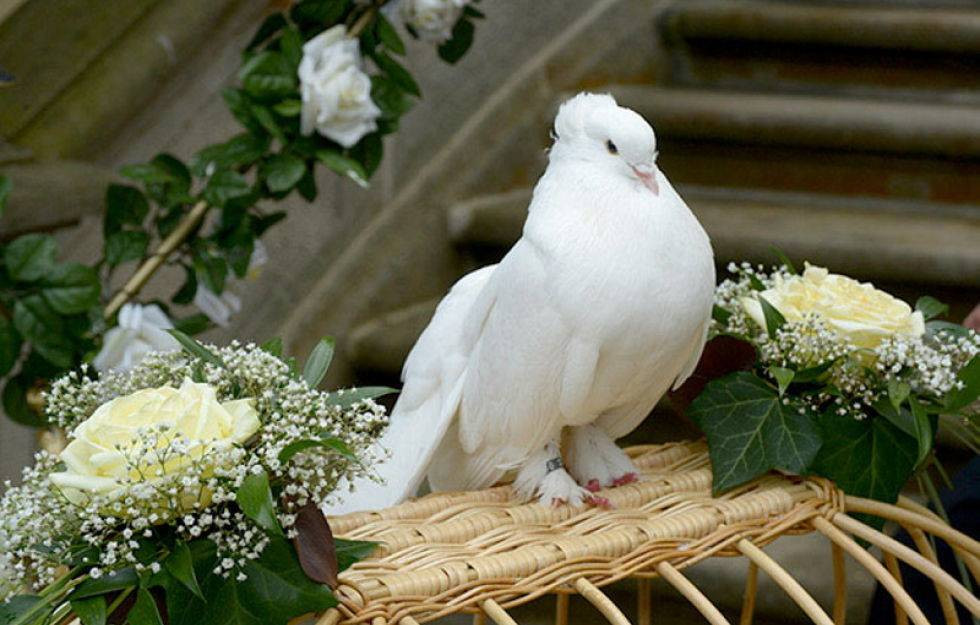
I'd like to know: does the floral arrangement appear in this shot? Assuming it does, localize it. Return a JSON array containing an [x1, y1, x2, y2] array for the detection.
[[0, 334, 391, 625], [690, 260, 979, 511], [0, 0, 484, 428]]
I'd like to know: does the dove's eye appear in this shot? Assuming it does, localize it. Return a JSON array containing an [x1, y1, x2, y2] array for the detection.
[[606, 140, 618, 155]]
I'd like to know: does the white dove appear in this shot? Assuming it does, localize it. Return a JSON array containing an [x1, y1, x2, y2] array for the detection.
[[324, 92, 715, 514]]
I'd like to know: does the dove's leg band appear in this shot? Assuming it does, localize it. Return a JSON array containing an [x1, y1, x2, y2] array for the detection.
[[545, 457, 564, 474]]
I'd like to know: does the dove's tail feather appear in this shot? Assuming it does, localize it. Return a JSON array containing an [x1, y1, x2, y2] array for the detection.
[[321, 265, 498, 517]]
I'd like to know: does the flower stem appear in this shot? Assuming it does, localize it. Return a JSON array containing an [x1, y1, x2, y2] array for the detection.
[[105, 586, 135, 619]]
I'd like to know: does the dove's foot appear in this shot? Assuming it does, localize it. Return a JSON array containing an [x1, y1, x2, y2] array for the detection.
[[514, 442, 593, 507], [565, 424, 640, 490]]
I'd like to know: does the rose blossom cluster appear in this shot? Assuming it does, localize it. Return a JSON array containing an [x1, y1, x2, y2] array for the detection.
[[713, 262, 980, 420], [0, 343, 387, 599]]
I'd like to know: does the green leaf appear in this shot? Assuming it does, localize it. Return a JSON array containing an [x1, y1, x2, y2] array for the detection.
[[202, 170, 252, 208], [325, 386, 398, 409], [376, 14, 405, 55], [303, 337, 335, 388], [70, 595, 107, 625], [350, 132, 383, 177], [237, 470, 283, 537], [374, 52, 420, 96], [278, 435, 356, 465], [710, 304, 732, 325], [915, 296, 948, 321], [437, 18, 475, 64], [222, 88, 265, 136], [192, 134, 269, 176], [273, 99, 302, 117], [246, 13, 287, 50], [0, 317, 21, 378], [172, 313, 211, 336], [104, 184, 149, 235], [292, 0, 346, 24], [13, 295, 73, 367], [168, 329, 225, 367], [239, 51, 296, 100], [193, 250, 228, 294], [768, 366, 794, 396], [793, 359, 836, 383], [2, 377, 46, 427], [164, 537, 337, 625], [128, 588, 164, 625], [280, 26, 304, 68], [4, 234, 56, 282], [315, 150, 369, 188], [810, 409, 918, 503], [0, 174, 11, 218], [945, 354, 980, 411], [253, 339, 280, 361], [72, 568, 139, 599], [688, 371, 823, 494], [165, 541, 203, 599], [0, 594, 50, 625], [262, 154, 307, 193], [105, 230, 149, 267], [926, 320, 971, 338], [887, 378, 911, 413], [172, 265, 198, 305], [769, 247, 797, 275], [757, 296, 786, 336], [42, 263, 100, 314], [370, 75, 412, 121], [249, 103, 287, 144], [335, 539, 377, 572], [908, 398, 934, 468], [121, 160, 183, 185]]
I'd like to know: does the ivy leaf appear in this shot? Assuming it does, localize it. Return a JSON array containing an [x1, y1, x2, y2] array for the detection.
[[128, 588, 164, 625], [70, 595, 107, 625], [810, 409, 917, 504], [0, 174, 11, 218], [5, 234, 57, 282], [261, 154, 307, 193], [168, 329, 225, 367], [104, 184, 149, 235], [237, 470, 283, 537], [278, 436, 356, 465], [374, 51, 420, 96], [165, 541, 204, 600], [316, 150, 369, 188], [768, 366, 794, 396], [688, 371, 822, 494], [0, 317, 22, 378], [42, 263, 100, 314], [335, 539, 378, 572], [203, 170, 252, 208], [757, 296, 786, 337], [324, 386, 398, 410], [437, 18, 475, 64], [945, 354, 980, 412], [915, 296, 948, 321], [376, 14, 405, 55], [105, 230, 149, 266], [239, 51, 296, 100], [302, 337, 335, 388]]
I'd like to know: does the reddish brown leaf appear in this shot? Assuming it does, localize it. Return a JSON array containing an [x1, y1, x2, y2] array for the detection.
[[669, 336, 758, 412], [292, 502, 338, 588]]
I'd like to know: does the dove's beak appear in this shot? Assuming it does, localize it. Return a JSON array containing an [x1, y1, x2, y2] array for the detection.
[[632, 165, 659, 195]]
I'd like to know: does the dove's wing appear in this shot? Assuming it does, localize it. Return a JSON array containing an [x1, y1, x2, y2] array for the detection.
[[321, 265, 496, 515]]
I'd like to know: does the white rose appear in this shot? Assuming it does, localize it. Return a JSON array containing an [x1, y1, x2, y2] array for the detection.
[[49, 379, 260, 511], [741, 264, 925, 349], [299, 25, 381, 148], [401, 0, 468, 43], [93, 304, 179, 373]]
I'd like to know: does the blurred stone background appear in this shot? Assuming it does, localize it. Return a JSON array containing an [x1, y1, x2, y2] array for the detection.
[[2, 0, 979, 622]]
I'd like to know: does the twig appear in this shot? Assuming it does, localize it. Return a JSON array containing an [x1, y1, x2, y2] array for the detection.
[[349, 0, 383, 38], [103, 201, 209, 320]]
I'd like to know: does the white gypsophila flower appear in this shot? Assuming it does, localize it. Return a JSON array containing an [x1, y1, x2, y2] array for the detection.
[[401, 0, 468, 43], [93, 304, 179, 373], [299, 25, 381, 148], [1, 342, 388, 596]]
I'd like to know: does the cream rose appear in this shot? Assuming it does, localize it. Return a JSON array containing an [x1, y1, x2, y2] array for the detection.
[[741, 264, 925, 349], [299, 25, 381, 148], [49, 379, 260, 509], [401, 0, 469, 43]]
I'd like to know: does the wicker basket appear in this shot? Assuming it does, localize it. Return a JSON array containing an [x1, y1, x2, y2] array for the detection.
[[317, 440, 980, 625]]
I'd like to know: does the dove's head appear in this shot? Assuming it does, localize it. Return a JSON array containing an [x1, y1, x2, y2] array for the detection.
[[551, 93, 660, 194]]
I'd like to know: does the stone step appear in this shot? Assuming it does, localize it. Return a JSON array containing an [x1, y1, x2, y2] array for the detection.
[[660, 1, 980, 98], [448, 186, 980, 289]]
